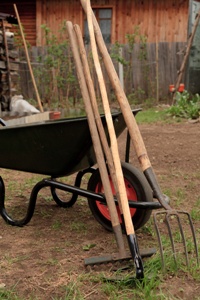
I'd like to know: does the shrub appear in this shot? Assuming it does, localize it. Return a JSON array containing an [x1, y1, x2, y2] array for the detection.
[[166, 91, 200, 119]]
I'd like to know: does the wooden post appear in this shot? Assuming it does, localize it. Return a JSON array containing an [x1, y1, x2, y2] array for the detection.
[[156, 35, 159, 104], [13, 4, 43, 112], [173, 9, 200, 104]]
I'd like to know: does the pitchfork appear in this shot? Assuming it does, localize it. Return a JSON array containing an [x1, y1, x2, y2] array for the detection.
[[152, 182, 199, 270]]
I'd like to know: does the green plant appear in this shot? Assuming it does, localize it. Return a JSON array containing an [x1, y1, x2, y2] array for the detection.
[[167, 91, 200, 119], [82, 243, 96, 251], [52, 220, 62, 230], [32, 22, 79, 110], [0, 289, 22, 300], [125, 26, 156, 103], [110, 41, 128, 66], [69, 221, 87, 233]]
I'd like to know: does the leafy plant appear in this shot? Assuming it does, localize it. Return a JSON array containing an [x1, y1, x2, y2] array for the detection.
[[32, 22, 79, 110], [167, 91, 200, 119]]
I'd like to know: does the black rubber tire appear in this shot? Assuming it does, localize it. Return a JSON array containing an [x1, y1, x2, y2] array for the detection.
[[87, 162, 153, 231]]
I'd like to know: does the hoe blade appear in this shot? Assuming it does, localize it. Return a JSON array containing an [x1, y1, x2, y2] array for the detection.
[[153, 210, 199, 270]]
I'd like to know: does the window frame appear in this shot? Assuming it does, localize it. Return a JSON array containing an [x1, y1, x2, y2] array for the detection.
[[82, 5, 115, 44]]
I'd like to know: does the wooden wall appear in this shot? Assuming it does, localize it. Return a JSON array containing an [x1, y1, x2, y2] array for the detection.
[[36, 0, 190, 46], [0, 1, 36, 46], [0, 0, 193, 46]]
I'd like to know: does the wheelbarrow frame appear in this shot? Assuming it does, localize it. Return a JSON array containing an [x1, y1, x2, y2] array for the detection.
[[0, 109, 164, 228]]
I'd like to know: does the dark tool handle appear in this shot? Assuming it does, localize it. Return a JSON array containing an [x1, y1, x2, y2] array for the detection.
[[127, 234, 144, 279], [0, 118, 6, 126]]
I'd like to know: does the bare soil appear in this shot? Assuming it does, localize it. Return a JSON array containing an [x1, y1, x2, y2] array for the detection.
[[0, 120, 200, 299]]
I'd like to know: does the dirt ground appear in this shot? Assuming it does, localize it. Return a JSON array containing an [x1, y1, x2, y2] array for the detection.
[[0, 120, 200, 299]]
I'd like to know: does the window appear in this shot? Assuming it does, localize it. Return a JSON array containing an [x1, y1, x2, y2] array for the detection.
[[84, 8, 112, 44]]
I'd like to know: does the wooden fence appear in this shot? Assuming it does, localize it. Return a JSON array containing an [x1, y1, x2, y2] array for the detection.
[[18, 42, 186, 107]]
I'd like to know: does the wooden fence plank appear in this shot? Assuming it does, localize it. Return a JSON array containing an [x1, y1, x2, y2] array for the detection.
[[18, 42, 186, 105]]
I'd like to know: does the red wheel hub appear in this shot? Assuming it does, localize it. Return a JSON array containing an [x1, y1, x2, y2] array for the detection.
[[95, 177, 137, 222]]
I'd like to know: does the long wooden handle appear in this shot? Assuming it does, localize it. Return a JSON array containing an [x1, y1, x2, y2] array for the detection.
[[13, 4, 43, 112], [74, 24, 122, 211], [86, 0, 135, 236], [80, 0, 170, 211], [66, 21, 126, 256], [80, 0, 150, 172]]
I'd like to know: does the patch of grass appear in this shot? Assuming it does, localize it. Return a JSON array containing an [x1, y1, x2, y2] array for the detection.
[[174, 188, 186, 206], [38, 208, 53, 218], [3, 254, 30, 265], [46, 258, 59, 266], [135, 107, 174, 124], [52, 220, 62, 230], [43, 195, 54, 203], [69, 221, 87, 233], [82, 243, 96, 251], [0, 289, 22, 300], [191, 198, 200, 221]]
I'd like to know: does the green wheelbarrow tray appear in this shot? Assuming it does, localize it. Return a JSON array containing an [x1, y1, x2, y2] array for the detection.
[[0, 109, 139, 177]]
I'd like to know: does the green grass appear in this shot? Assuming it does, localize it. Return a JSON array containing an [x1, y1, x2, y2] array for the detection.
[[0, 226, 199, 300], [135, 107, 183, 124], [69, 221, 87, 233], [0, 290, 20, 300], [191, 198, 200, 221]]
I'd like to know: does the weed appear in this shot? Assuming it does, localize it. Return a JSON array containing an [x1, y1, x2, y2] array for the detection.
[[82, 243, 96, 251], [191, 198, 200, 221], [46, 258, 59, 266], [0, 289, 22, 300], [69, 221, 87, 233], [52, 220, 62, 230]]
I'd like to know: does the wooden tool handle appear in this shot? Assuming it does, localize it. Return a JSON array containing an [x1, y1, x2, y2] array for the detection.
[[66, 21, 126, 256], [14, 4, 43, 112], [80, 0, 151, 172], [86, 0, 135, 236]]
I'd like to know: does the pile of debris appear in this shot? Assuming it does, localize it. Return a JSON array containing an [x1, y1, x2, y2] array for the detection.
[[0, 13, 19, 112]]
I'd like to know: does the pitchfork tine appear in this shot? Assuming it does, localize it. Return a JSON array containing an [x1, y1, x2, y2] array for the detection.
[[154, 210, 199, 270], [153, 213, 165, 269], [165, 214, 178, 265], [184, 211, 199, 265], [165, 212, 189, 267]]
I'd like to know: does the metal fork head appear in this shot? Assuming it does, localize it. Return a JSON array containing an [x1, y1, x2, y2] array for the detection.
[[153, 210, 199, 271]]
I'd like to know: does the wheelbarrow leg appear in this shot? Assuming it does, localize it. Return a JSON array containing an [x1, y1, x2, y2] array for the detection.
[[51, 167, 95, 208], [0, 176, 48, 226]]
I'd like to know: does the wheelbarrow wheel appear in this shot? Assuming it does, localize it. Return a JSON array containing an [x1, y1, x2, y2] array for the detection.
[[87, 162, 153, 231]]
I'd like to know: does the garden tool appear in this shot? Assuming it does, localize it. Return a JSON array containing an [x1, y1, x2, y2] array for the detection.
[[84, 0, 144, 279], [66, 21, 127, 260], [74, 22, 158, 276], [67, 19, 153, 279], [80, 0, 199, 269]]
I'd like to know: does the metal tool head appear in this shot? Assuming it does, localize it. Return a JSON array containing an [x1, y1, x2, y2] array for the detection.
[[153, 209, 199, 270]]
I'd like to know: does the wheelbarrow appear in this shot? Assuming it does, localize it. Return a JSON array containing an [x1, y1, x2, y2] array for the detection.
[[0, 110, 198, 276], [0, 110, 161, 229]]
